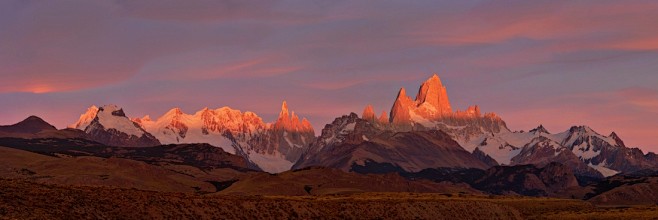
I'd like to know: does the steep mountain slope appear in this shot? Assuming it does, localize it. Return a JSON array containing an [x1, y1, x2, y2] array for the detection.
[[71, 102, 315, 173], [293, 113, 490, 172], [71, 105, 160, 147]]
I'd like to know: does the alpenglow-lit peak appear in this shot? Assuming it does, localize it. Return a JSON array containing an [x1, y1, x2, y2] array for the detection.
[[274, 101, 314, 133], [415, 73, 452, 114], [95, 104, 145, 137], [68, 105, 99, 129], [362, 104, 376, 121]]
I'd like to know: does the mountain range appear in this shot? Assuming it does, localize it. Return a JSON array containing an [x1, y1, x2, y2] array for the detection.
[[67, 102, 314, 173], [293, 74, 658, 178], [3, 74, 657, 179]]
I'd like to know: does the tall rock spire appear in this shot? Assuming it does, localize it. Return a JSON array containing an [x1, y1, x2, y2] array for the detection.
[[279, 101, 290, 119], [274, 101, 314, 133], [362, 104, 376, 122], [276, 101, 291, 130], [378, 111, 389, 124], [415, 74, 452, 115], [390, 87, 413, 125]]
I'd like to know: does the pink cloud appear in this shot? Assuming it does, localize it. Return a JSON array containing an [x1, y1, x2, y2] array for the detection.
[[412, 1, 658, 52]]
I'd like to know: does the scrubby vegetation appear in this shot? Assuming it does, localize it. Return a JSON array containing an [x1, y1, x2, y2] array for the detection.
[[2, 178, 658, 219]]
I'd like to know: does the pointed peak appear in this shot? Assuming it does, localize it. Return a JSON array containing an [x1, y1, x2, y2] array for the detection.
[[378, 110, 389, 124], [609, 131, 626, 147], [282, 101, 288, 110], [466, 105, 481, 116], [279, 101, 289, 118], [426, 73, 442, 85], [530, 124, 550, 134], [397, 87, 407, 98], [99, 104, 120, 112], [415, 73, 452, 115], [569, 125, 593, 133], [362, 104, 376, 121], [97, 104, 128, 117], [166, 107, 184, 115]]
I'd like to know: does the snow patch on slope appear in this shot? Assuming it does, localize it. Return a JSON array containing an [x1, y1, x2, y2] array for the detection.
[[588, 161, 619, 177], [409, 110, 435, 128]]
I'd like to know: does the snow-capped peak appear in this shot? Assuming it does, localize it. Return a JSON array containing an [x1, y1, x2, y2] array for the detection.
[[95, 104, 145, 137], [530, 125, 550, 134]]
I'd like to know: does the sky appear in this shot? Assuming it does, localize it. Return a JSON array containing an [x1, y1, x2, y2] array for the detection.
[[1, 0, 657, 151]]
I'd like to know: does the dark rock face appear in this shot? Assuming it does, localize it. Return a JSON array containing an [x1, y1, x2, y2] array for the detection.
[[472, 147, 499, 167], [110, 108, 126, 117], [293, 113, 490, 172], [0, 116, 57, 134], [84, 117, 161, 147]]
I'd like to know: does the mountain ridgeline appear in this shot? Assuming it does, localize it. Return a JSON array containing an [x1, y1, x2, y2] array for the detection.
[[7, 74, 655, 178], [68, 102, 314, 173]]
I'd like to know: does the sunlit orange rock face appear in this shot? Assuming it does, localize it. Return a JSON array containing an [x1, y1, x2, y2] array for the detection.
[[362, 105, 376, 122], [274, 101, 314, 133], [390, 88, 414, 125], [68, 105, 99, 129], [363, 74, 506, 133], [415, 74, 452, 115]]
